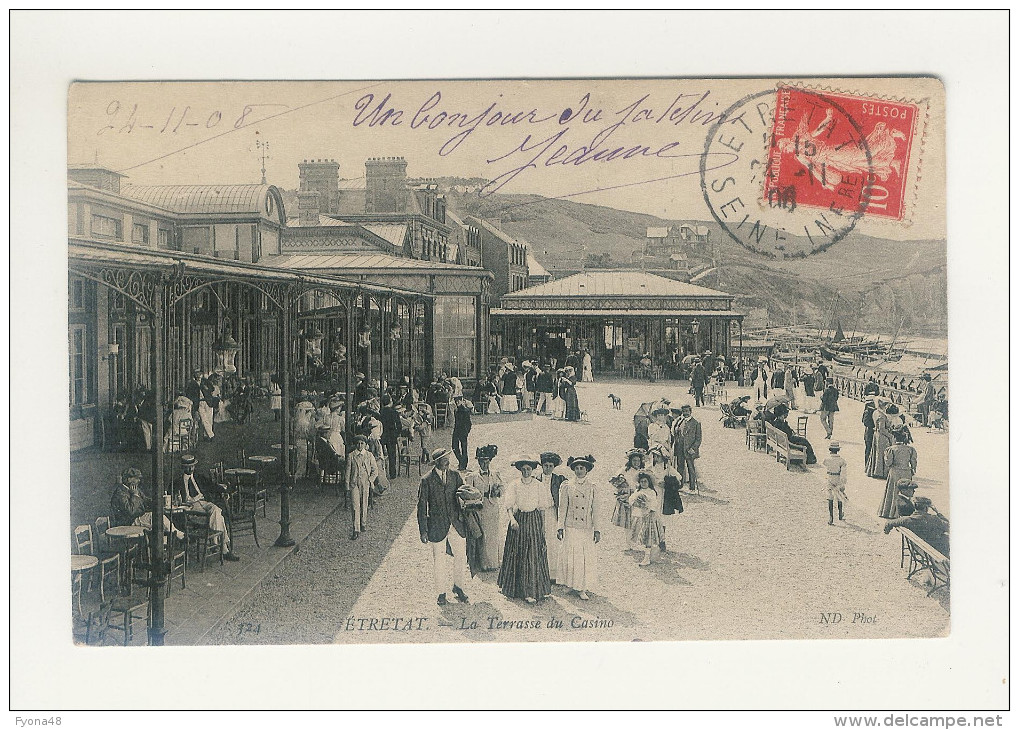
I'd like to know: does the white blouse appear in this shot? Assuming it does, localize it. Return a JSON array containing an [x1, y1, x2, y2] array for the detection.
[[504, 477, 553, 515]]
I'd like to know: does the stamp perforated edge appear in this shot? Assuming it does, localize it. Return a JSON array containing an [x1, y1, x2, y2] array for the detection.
[[782, 81, 932, 229]]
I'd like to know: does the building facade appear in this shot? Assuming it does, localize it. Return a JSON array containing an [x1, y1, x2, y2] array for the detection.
[[491, 270, 743, 375], [470, 217, 530, 299]]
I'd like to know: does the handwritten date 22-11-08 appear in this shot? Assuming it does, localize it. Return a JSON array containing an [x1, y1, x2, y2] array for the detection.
[[97, 101, 289, 135]]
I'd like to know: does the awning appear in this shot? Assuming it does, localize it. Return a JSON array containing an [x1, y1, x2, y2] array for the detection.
[[68, 239, 430, 299], [492, 308, 742, 317]]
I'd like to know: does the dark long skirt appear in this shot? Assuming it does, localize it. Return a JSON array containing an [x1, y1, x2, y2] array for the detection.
[[564, 386, 581, 422], [497, 509, 552, 601], [788, 433, 817, 464]]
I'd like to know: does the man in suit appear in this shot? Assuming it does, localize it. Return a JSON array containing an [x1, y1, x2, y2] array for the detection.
[[673, 404, 703, 493], [345, 434, 378, 540], [818, 378, 840, 439], [184, 370, 204, 419], [690, 360, 707, 407], [451, 394, 473, 471], [380, 395, 402, 479], [175, 455, 239, 560], [418, 447, 470, 605], [534, 365, 555, 415]]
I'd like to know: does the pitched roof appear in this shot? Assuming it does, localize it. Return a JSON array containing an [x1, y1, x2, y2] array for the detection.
[[502, 270, 733, 299], [526, 251, 550, 277], [121, 184, 278, 215], [647, 226, 670, 238], [286, 214, 348, 227], [264, 252, 489, 274], [362, 224, 408, 248]]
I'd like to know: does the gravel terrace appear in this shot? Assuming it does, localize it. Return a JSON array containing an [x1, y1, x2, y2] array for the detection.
[[208, 379, 949, 645]]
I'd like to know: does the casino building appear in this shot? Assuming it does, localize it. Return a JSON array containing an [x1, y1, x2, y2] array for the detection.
[[491, 270, 744, 375]]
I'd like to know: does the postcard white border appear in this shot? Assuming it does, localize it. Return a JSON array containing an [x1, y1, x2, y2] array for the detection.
[[9, 9, 1010, 715]]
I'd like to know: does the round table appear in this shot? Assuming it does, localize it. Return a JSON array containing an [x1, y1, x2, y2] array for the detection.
[[223, 468, 256, 476], [71, 554, 99, 618], [106, 525, 146, 539], [71, 554, 98, 572], [248, 455, 277, 465]]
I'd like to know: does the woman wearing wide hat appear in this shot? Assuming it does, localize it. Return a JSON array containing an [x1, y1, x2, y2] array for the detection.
[[556, 455, 602, 599], [498, 454, 552, 603], [866, 402, 897, 479], [468, 445, 505, 571]]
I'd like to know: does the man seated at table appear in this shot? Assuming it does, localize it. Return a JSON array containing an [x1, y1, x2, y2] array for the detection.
[[110, 467, 184, 540], [883, 496, 950, 557], [173, 455, 239, 561]]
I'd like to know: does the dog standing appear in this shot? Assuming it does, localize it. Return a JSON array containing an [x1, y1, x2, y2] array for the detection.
[[608, 394, 622, 410]]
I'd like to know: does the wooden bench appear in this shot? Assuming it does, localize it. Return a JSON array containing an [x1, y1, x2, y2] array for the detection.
[[896, 527, 950, 597], [765, 423, 807, 470], [746, 420, 766, 451]]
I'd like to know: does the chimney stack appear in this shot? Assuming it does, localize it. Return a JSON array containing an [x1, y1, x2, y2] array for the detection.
[[298, 158, 340, 214], [365, 156, 408, 214], [297, 190, 321, 227]]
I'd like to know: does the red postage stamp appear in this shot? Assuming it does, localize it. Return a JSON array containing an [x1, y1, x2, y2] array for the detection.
[[764, 86, 918, 221]]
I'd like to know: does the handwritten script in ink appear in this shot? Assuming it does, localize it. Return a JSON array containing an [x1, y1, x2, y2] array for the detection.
[[97, 101, 290, 136], [351, 89, 745, 195]]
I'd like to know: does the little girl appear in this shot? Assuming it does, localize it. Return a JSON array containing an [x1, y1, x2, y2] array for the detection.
[[823, 441, 849, 525], [611, 449, 645, 537], [628, 471, 666, 566]]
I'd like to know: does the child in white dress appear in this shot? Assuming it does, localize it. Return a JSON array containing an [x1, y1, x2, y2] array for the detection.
[[628, 471, 666, 566]]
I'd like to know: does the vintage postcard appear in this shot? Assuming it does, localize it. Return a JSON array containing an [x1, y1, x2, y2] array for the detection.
[[61, 76, 956, 650]]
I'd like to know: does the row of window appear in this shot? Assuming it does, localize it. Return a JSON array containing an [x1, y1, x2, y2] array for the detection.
[[509, 243, 527, 266], [510, 275, 527, 292], [90, 213, 171, 248]]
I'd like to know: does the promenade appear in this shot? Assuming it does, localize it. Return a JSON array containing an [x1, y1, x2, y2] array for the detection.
[[208, 379, 949, 645]]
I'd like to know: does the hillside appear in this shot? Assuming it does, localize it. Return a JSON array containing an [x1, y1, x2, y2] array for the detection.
[[445, 188, 947, 337]]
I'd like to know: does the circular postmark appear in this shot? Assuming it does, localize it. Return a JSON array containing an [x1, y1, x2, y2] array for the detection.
[[700, 87, 874, 257]]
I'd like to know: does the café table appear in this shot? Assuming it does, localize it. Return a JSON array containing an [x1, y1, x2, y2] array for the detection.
[[105, 525, 146, 585], [223, 468, 257, 511], [71, 554, 99, 617]]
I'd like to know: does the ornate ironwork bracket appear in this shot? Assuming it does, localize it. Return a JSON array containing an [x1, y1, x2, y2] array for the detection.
[[67, 262, 163, 314], [165, 267, 288, 311]]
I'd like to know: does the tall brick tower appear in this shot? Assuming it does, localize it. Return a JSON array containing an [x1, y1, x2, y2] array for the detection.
[[365, 157, 408, 214], [298, 159, 340, 214]]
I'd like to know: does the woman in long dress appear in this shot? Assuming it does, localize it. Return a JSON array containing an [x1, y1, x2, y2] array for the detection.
[[469, 445, 504, 571], [878, 428, 917, 518], [581, 351, 594, 382], [785, 367, 798, 410], [196, 375, 218, 439], [550, 369, 566, 420], [292, 400, 315, 478], [498, 455, 553, 603], [213, 374, 232, 423], [562, 372, 581, 422], [866, 404, 897, 479], [538, 452, 566, 584], [556, 455, 601, 599]]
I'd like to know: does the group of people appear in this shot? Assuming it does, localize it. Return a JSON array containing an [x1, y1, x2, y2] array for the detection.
[[109, 453, 241, 562], [417, 447, 606, 606], [639, 402, 704, 493], [184, 369, 271, 442], [477, 359, 583, 422]]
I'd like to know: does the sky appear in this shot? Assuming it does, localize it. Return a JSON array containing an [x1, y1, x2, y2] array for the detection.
[[68, 78, 946, 241]]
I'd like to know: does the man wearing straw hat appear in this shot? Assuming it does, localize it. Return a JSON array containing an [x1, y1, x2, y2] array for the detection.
[[346, 434, 378, 541], [417, 447, 470, 605], [175, 454, 238, 560]]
